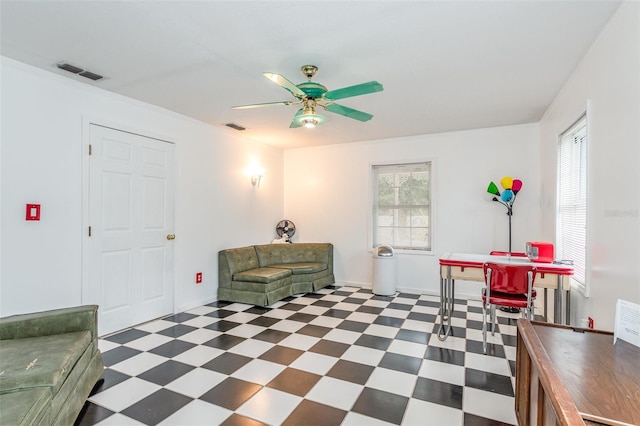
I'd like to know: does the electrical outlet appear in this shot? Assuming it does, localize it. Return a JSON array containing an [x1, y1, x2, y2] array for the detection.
[[196, 272, 202, 284]]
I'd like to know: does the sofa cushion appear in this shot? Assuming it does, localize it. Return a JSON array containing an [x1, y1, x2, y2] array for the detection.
[[0, 330, 91, 395], [234, 267, 291, 283], [219, 283, 292, 307], [231, 276, 291, 294], [224, 246, 260, 274], [50, 348, 103, 425], [0, 388, 51, 425], [270, 262, 327, 274]]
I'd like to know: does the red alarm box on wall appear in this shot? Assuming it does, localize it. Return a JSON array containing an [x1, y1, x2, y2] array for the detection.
[[526, 242, 554, 263]]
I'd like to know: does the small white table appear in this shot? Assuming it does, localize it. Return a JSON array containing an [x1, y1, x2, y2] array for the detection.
[[437, 253, 574, 341]]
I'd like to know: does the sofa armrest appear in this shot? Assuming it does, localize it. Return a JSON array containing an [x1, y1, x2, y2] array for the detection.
[[0, 305, 99, 341], [218, 251, 233, 289]]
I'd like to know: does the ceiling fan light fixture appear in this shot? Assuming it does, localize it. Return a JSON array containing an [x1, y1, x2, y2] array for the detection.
[[302, 117, 318, 128], [295, 112, 326, 129]]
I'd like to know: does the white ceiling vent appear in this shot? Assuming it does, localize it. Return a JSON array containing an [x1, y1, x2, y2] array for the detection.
[[56, 62, 104, 81]]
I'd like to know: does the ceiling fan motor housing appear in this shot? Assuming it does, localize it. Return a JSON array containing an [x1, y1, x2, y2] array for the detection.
[[296, 82, 327, 99]]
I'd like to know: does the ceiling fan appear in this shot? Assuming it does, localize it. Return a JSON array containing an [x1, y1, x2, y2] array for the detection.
[[232, 65, 383, 128]]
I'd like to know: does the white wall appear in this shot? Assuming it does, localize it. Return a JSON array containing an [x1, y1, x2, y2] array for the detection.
[[539, 2, 640, 330], [284, 123, 541, 299], [0, 57, 284, 317]]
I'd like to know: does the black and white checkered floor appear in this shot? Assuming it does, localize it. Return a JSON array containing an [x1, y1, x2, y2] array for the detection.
[[76, 286, 520, 426]]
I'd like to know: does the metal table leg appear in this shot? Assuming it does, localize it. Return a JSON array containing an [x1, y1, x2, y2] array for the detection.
[[543, 288, 548, 322], [566, 284, 571, 325], [437, 266, 454, 340], [555, 275, 564, 324]]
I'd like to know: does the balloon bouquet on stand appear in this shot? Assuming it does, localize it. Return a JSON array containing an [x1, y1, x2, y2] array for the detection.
[[487, 176, 523, 313]]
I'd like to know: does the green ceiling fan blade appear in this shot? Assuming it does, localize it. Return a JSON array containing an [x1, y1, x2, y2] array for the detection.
[[263, 73, 306, 98], [231, 101, 294, 109], [289, 109, 304, 128], [325, 103, 373, 122], [324, 81, 383, 101]]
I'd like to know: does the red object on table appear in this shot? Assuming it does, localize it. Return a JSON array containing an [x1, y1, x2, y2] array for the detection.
[[526, 242, 555, 263]]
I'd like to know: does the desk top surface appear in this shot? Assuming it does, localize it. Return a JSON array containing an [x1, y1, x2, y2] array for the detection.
[[439, 252, 573, 275], [530, 322, 640, 425]]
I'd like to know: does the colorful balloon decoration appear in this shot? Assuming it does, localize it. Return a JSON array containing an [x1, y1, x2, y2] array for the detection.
[[487, 176, 523, 253]]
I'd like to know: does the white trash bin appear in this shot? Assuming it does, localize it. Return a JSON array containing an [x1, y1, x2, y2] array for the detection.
[[372, 245, 396, 296]]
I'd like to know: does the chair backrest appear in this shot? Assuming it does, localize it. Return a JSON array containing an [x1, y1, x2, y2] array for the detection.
[[483, 262, 536, 294]]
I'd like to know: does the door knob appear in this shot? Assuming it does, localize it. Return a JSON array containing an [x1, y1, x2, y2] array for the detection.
[[166, 234, 176, 240]]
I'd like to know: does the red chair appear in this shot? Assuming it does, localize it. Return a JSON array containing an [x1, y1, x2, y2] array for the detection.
[[482, 262, 536, 354], [489, 251, 528, 313]]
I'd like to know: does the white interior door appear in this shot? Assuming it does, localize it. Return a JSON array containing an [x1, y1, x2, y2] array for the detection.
[[87, 124, 175, 336]]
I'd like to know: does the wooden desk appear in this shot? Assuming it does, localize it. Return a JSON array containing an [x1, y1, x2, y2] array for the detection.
[[516, 320, 640, 426], [437, 253, 573, 340]]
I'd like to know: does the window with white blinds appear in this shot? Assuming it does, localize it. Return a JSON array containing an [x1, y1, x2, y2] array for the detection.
[[372, 162, 431, 251], [557, 115, 587, 286]]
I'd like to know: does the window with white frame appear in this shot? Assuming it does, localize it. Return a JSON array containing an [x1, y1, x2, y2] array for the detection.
[[372, 162, 431, 251], [557, 115, 587, 287]]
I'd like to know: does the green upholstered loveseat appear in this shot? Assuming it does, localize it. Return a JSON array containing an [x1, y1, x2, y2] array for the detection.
[[0, 305, 104, 425], [218, 243, 335, 306]]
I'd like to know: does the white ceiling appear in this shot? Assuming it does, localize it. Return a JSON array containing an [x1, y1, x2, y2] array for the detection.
[[0, 1, 621, 149]]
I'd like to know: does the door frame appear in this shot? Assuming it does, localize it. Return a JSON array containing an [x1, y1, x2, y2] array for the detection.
[[81, 115, 179, 328]]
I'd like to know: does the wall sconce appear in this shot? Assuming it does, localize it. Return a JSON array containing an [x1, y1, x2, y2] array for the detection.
[[247, 163, 264, 188], [251, 174, 262, 187]]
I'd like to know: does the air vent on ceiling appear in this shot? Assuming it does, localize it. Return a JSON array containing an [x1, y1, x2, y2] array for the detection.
[[79, 70, 103, 81], [56, 62, 104, 81], [57, 63, 83, 74], [225, 123, 246, 131]]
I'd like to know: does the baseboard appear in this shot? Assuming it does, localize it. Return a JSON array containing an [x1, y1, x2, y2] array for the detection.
[[176, 297, 217, 314], [335, 281, 372, 289], [335, 281, 480, 302]]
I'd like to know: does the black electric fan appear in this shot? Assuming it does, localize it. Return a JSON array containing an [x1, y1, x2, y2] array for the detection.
[[276, 220, 296, 242]]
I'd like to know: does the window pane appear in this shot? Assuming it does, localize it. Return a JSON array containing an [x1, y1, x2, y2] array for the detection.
[[397, 207, 411, 226], [376, 207, 394, 227], [377, 227, 393, 245], [410, 227, 429, 248], [395, 227, 411, 247], [411, 208, 428, 226], [378, 173, 395, 205], [412, 186, 429, 205], [399, 172, 429, 204]]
